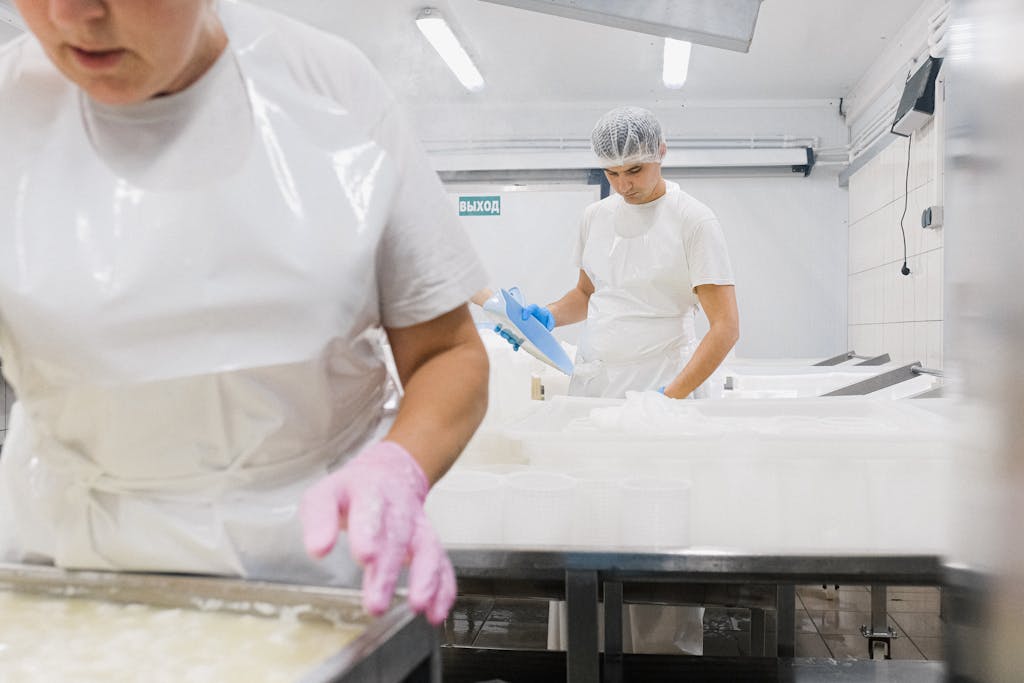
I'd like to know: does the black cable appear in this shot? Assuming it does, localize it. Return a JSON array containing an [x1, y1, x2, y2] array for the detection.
[[899, 134, 912, 276]]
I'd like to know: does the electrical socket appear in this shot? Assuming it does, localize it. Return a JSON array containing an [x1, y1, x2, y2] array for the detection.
[[921, 205, 943, 230]]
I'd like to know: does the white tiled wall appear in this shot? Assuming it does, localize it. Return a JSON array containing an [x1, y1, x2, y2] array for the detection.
[[847, 106, 944, 369]]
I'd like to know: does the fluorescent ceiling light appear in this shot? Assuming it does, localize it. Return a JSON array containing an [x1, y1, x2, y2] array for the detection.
[[663, 38, 692, 89], [416, 8, 484, 92], [428, 146, 810, 172]]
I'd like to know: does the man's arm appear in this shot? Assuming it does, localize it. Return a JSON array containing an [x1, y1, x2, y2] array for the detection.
[[546, 270, 595, 327], [384, 304, 489, 483], [662, 284, 739, 399]]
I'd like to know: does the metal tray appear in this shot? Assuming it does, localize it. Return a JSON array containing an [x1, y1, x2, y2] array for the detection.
[[0, 563, 439, 683]]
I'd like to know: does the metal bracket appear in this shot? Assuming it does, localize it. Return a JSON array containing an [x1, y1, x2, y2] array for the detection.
[[813, 350, 889, 366], [814, 350, 858, 366], [822, 362, 925, 396]]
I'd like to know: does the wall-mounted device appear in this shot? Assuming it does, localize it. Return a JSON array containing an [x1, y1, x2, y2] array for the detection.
[[891, 56, 943, 137], [921, 205, 944, 230]]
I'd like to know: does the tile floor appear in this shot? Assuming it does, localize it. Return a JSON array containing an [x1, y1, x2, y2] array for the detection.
[[444, 585, 943, 661], [796, 585, 942, 660]]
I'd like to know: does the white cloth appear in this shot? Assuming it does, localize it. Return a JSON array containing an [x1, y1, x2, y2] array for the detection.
[[569, 181, 734, 398], [546, 601, 704, 656], [0, 2, 487, 583]]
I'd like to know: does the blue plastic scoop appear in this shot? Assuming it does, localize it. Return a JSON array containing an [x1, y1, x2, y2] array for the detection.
[[479, 287, 574, 376]]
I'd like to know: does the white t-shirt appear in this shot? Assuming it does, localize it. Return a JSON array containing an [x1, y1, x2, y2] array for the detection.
[[1, 4, 487, 332], [574, 180, 734, 306], [572, 181, 733, 359], [245, 10, 490, 328]]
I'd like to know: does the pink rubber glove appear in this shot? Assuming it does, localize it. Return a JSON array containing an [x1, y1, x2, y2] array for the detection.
[[300, 441, 456, 625]]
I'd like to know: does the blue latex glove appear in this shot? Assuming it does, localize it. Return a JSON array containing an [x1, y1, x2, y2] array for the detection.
[[522, 304, 555, 331], [657, 386, 666, 395]]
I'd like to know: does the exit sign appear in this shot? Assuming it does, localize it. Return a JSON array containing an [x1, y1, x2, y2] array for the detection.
[[459, 195, 501, 216]]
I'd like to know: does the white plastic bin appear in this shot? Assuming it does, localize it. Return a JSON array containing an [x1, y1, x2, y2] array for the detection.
[[500, 396, 953, 552], [503, 471, 576, 546], [426, 470, 505, 545], [569, 468, 623, 547], [619, 477, 692, 548]]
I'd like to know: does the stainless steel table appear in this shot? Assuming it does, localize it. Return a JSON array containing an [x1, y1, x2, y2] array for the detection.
[[449, 547, 944, 683]]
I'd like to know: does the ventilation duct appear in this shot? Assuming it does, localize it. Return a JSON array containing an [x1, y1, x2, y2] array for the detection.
[[477, 0, 762, 53]]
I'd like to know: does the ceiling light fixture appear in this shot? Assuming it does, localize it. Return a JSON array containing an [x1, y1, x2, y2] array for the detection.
[[416, 8, 485, 92], [663, 38, 692, 89]]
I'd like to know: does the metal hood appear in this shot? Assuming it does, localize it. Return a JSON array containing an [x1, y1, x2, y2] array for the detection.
[[477, 0, 763, 52]]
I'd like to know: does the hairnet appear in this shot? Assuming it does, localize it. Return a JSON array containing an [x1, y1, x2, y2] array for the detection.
[[591, 106, 665, 167]]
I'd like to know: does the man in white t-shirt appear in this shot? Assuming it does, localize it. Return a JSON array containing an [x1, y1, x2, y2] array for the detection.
[[0, 0, 489, 625], [531, 107, 739, 655], [523, 106, 739, 399]]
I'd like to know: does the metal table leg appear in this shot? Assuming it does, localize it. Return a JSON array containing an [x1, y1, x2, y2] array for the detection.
[[603, 581, 623, 683], [862, 584, 897, 659], [750, 607, 766, 657], [566, 570, 599, 683], [409, 623, 442, 683], [776, 585, 795, 657]]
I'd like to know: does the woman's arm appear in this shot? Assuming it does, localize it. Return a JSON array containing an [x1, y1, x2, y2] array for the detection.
[[384, 303, 489, 482], [299, 303, 487, 625]]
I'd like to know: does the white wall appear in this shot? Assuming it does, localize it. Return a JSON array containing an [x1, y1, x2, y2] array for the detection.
[[452, 171, 849, 359], [451, 185, 599, 347], [429, 95, 851, 361], [680, 172, 849, 358], [846, 80, 944, 368]]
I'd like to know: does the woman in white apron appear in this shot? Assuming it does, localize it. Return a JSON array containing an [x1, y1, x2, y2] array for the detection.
[[530, 107, 740, 654], [0, 0, 489, 625]]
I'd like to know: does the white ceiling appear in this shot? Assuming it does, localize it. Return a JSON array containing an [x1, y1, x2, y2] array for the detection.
[[248, 0, 925, 106], [0, 1, 924, 107]]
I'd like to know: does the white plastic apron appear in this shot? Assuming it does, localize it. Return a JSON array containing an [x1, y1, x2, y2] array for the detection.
[[570, 183, 710, 399], [563, 184, 707, 651], [0, 7, 399, 585]]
